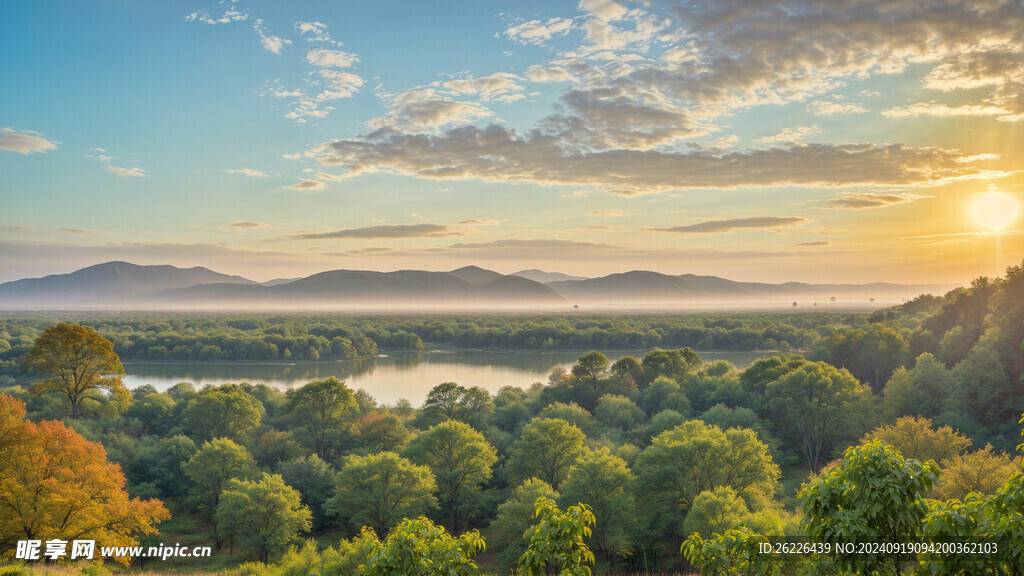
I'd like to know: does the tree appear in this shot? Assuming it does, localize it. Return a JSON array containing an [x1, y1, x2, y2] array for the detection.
[[277, 454, 336, 530], [403, 420, 497, 533], [506, 418, 586, 489], [182, 437, 259, 544], [286, 377, 357, 462], [930, 445, 1019, 501], [216, 473, 311, 564], [635, 420, 780, 513], [862, 416, 971, 463], [0, 394, 169, 560], [491, 479, 559, 575], [800, 440, 938, 575], [881, 353, 954, 420], [559, 447, 636, 562], [682, 528, 780, 576], [518, 498, 596, 576], [327, 452, 437, 536], [181, 384, 263, 442], [361, 517, 485, 576], [418, 382, 492, 429], [571, 351, 610, 383], [24, 323, 128, 418], [762, 361, 872, 471]]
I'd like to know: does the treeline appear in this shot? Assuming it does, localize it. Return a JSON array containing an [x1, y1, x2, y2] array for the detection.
[[809, 261, 1024, 451], [3, 341, 1021, 573], [0, 312, 865, 383]]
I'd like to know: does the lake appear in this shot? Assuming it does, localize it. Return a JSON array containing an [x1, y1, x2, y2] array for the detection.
[[122, 348, 776, 405]]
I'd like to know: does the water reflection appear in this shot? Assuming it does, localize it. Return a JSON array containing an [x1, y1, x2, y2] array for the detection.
[[123, 348, 774, 405]]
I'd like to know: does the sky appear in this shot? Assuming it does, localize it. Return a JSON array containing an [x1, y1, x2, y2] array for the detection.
[[2, 0, 1023, 285]]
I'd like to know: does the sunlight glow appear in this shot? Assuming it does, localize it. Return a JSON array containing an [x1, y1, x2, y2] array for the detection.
[[971, 192, 1021, 231]]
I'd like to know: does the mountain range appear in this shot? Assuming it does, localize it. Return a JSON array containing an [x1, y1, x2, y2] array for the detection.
[[0, 261, 954, 310]]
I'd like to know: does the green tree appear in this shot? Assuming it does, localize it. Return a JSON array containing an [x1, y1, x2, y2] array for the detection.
[[403, 420, 497, 533], [361, 517, 485, 576], [559, 447, 636, 562], [181, 384, 263, 442], [635, 420, 780, 513], [682, 528, 781, 576], [506, 418, 586, 489], [24, 323, 128, 418], [682, 486, 751, 537], [571, 351, 610, 383], [286, 377, 357, 462], [518, 497, 596, 576], [763, 361, 872, 471], [800, 440, 938, 575], [882, 353, 954, 420], [419, 382, 493, 429], [216, 473, 312, 563], [277, 454, 336, 530], [327, 451, 437, 536], [182, 437, 258, 543], [491, 479, 559, 575], [931, 445, 1020, 500], [594, 394, 645, 432]]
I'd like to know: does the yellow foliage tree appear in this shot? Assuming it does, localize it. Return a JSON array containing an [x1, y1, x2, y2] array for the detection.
[[24, 323, 129, 418], [0, 394, 169, 563]]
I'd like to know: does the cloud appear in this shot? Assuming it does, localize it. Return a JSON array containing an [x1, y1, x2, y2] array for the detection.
[[0, 128, 58, 154], [457, 218, 500, 226], [314, 125, 1004, 192], [105, 165, 147, 177], [442, 73, 525, 103], [224, 168, 268, 177], [525, 65, 577, 83], [578, 0, 629, 22], [287, 179, 325, 190], [57, 228, 99, 235], [825, 193, 924, 209], [883, 102, 1013, 119], [796, 241, 830, 247], [229, 221, 268, 229], [293, 224, 466, 239], [185, 7, 247, 25], [650, 217, 808, 234], [368, 90, 493, 132], [295, 21, 333, 43], [306, 49, 358, 68], [258, 31, 292, 54], [755, 125, 823, 145], [588, 209, 626, 217], [810, 101, 868, 116], [505, 17, 576, 46]]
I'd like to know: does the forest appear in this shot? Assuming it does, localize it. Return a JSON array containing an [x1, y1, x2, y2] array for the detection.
[[1, 263, 1023, 575]]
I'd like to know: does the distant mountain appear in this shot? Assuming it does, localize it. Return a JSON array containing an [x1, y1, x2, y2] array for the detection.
[[0, 262, 954, 310], [260, 277, 300, 287], [0, 261, 254, 307], [548, 270, 952, 305], [0, 262, 565, 309], [512, 269, 589, 283]]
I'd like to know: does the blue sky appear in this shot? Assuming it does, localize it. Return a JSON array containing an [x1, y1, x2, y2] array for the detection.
[[2, 0, 1023, 284]]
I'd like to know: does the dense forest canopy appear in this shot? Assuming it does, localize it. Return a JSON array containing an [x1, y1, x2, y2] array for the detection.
[[1, 263, 1024, 574]]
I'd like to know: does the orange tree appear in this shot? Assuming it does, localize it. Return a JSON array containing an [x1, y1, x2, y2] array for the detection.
[[0, 394, 169, 562], [24, 323, 128, 418]]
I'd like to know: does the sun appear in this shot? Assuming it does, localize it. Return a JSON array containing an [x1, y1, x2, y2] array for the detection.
[[971, 191, 1021, 231]]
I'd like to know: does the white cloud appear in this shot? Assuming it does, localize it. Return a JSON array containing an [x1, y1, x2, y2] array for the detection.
[[883, 102, 1013, 119], [588, 209, 626, 217], [505, 17, 576, 46], [287, 179, 325, 190], [105, 165, 148, 177], [224, 168, 268, 178], [0, 128, 58, 154], [306, 48, 358, 68], [578, 0, 628, 22], [810, 101, 868, 116], [525, 65, 577, 83], [755, 125, 823, 145]]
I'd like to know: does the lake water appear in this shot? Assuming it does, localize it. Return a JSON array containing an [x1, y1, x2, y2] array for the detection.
[[122, 348, 775, 405]]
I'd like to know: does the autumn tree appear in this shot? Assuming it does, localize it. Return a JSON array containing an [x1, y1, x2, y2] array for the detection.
[[506, 418, 586, 489], [403, 420, 497, 532], [24, 323, 129, 418], [216, 473, 311, 564], [862, 416, 971, 463], [0, 394, 169, 558], [327, 452, 437, 536], [930, 445, 1020, 501]]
